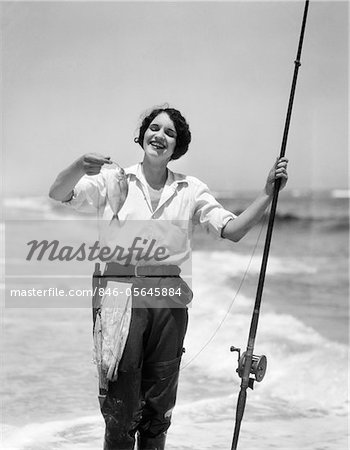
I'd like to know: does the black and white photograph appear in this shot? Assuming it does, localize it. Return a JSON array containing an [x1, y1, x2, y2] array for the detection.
[[2, 1, 348, 449]]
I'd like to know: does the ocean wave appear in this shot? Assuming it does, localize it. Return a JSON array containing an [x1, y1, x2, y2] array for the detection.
[[182, 252, 348, 416], [3, 196, 50, 211], [1, 416, 103, 450], [3, 196, 89, 220], [230, 209, 349, 227], [191, 251, 317, 278], [2, 251, 347, 449], [331, 189, 350, 199], [275, 212, 349, 227], [4, 194, 349, 225], [2, 413, 348, 450]]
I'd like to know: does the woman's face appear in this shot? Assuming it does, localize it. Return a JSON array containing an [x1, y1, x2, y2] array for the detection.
[[142, 112, 177, 163]]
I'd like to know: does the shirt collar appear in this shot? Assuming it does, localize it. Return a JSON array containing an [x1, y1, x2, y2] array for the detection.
[[125, 162, 188, 189]]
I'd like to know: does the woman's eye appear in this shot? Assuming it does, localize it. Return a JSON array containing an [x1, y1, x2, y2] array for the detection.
[[150, 125, 159, 131], [166, 130, 176, 138]]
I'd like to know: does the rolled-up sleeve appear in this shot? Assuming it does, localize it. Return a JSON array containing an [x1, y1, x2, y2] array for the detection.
[[64, 173, 107, 213], [192, 180, 236, 238]]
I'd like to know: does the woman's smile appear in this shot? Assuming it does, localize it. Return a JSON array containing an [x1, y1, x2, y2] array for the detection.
[[150, 139, 166, 150], [143, 112, 177, 161]]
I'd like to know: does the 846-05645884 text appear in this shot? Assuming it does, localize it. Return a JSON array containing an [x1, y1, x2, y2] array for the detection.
[[9, 286, 183, 298]]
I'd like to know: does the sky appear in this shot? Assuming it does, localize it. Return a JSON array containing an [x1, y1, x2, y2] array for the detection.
[[2, 0, 349, 196]]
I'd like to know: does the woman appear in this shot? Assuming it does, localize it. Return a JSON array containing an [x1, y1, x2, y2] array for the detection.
[[49, 107, 288, 450]]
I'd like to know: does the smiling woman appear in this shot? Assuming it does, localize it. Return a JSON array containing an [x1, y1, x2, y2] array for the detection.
[[144, 113, 177, 160], [48, 105, 288, 450], [135, 107, 192, 162]]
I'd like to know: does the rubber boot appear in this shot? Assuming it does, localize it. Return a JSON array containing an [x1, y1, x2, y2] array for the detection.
[[101, 369, 142, 450], [137, 432, 167, 450]]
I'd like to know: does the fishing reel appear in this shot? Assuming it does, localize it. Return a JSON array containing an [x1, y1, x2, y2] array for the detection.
[[230, 346, 267, 389]]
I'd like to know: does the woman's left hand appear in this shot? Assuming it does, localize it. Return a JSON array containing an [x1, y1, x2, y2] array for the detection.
[[265, 157, 289, 196]]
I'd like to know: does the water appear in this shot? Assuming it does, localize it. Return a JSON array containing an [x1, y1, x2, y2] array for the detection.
[[2, 191, 349, 449]]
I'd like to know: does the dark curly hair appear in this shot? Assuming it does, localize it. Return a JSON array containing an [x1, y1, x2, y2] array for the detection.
[[135, 107, 191, 161]]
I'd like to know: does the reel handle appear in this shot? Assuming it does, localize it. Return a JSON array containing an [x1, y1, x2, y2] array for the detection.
[[231, 347, 267, 384]]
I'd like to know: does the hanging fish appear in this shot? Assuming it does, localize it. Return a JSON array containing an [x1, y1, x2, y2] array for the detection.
[[106, 163, 129, 220]]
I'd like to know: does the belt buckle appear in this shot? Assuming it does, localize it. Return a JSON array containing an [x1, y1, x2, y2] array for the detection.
[[134, 265, 145, 278]]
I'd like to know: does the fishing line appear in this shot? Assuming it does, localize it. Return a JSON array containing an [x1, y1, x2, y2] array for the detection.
[[231, 2, 310, 447], [180, 211, 269, 372]]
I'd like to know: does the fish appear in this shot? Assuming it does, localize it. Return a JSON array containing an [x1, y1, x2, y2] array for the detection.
[[106, 163, 129, 220]]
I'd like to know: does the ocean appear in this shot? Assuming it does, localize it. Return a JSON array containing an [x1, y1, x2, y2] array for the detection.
[[1, 190, 349, 449]]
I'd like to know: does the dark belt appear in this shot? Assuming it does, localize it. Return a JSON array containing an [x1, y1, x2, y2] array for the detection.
[[101, 262, 181, 278]]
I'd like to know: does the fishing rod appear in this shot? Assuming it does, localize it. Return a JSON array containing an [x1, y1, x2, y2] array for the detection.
[[230, 1, 310, 448]]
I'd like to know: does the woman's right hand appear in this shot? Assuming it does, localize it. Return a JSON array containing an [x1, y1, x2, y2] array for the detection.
[[49, 153, 113, 202], [80, 153, 112, 176]]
